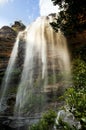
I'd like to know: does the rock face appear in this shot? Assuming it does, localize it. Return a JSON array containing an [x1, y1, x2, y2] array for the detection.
[[11, 21, 26, 33], [0, 21, 26, 86], [67, 31, 86, 61], [0, 26, 17, 86], [0, 22, 86, 87]]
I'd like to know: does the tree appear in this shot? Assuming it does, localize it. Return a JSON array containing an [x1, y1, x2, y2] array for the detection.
[[51, 0, 86, 35]]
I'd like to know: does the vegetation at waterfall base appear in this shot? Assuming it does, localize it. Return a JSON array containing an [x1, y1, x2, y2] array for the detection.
[[29, 58, 86, 130], [29, 110, 57, 130], [51, 0, 86, 35]]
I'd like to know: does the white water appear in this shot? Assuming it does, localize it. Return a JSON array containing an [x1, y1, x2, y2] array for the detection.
[[14, 17, 48, 116], [14, 15, 71, 116], [0, 15, 71, 117]]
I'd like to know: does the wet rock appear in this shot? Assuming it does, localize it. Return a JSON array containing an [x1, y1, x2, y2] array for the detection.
[[0, 95, 16, 116], [0, 26, 17, 86], [56, 109, 81, 129], [4, 96, 16, 116]]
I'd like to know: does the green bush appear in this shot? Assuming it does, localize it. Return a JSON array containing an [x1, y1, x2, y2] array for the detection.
[[63, 87, 86, 130], [29, 58, 86, 130], [72, 58, 86, 89], [30, 110, 56, 130], [56, 118, 77, 130], [61, 58, 86, 130]]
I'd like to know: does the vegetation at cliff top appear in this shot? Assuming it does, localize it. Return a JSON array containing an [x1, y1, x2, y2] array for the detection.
[[51, 0, 86, 35], [11, 21, 26, 33]]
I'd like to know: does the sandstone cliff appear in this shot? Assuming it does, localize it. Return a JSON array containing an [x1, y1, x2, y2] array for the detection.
[[0, 22, 86, 87], [0, 26, 17, 85], [67, 31, 86, 61], [0, 22, 26, 86]]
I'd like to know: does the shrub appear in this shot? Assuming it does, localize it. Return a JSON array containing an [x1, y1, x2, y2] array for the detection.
[[30, 110, 57, 130]]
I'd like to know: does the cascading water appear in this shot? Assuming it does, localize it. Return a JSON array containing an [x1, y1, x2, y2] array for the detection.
[[0, 15, 71, 121], [14, 15, 71, 117]]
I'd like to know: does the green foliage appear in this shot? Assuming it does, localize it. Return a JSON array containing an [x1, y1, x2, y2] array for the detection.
[[64, 88, 86, 127], [61, 58, 86, 129], [30, 110, 57, 130], [56, 58, 86, 129], [51, 0, 86, 35], [42, 109, 57, 126], [72, 58, 86, 89], [56, 118, 77, 130], [30, 58, 86, 130], [11, 21, 26, 33]]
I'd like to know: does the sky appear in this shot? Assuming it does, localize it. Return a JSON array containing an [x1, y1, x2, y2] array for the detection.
[[0, 0, 59, 28]]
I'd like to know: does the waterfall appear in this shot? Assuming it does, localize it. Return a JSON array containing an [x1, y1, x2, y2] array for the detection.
[[14, 17, 48, 116], [0, 15, 71, 117]]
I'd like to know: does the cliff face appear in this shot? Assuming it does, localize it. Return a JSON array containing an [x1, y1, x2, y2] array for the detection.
[[0, 23, 86, 87], [0, 21, 26, 86], [0, 20, 86, 119], [0, 26, 17, 86], [67, 31, 86, 61]]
